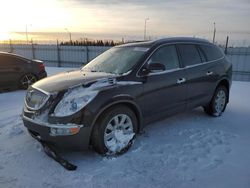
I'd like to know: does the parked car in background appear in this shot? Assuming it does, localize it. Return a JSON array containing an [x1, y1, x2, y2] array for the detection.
[[0, 52, 47, 90], [22, 37, 232, 156]]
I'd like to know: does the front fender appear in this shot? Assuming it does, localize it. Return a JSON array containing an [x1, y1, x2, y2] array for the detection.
[[88, 94, 144, 140]]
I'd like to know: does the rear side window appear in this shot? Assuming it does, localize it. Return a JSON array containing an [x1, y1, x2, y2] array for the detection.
[[0, 55, 27, 66], [11, 56, 28, 64], [147, 45, 179, 70], [199, 44, 224, 61], [0, 55, 13, 66], [178, 44, 201, 66]]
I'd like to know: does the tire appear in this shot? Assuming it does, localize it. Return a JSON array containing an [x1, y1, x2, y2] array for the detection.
[[19, 73, 37, 89], [204, 85, 228, 117], [91, 105, 138, 155]]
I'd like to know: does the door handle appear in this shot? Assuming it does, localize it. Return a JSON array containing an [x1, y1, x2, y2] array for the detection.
[[177, 78, 186, 84], [206, 71, 213, 76]]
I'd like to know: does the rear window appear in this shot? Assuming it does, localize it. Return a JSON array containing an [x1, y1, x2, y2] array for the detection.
[[199, 44, 223, 61], [178, 44, 202, 66]]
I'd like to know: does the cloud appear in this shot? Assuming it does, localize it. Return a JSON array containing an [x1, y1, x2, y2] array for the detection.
[[8, 0, 245, 42], [60, 0, 249, 41]]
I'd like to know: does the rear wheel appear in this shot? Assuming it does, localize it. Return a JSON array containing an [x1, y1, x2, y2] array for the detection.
[[19, 73, 37, 89], [204, 85, 228, 117], [92, 105, 138, 155]]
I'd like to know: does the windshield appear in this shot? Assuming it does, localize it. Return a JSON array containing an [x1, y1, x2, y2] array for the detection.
[[82, 46, 148, 74]]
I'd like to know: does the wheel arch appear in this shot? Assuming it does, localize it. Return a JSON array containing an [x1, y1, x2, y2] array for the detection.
[[215, 77, 230, 103], [89, 100, 143, 145]]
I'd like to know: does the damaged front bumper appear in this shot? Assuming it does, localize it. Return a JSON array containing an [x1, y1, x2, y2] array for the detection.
[[22, 115, 92, 151]]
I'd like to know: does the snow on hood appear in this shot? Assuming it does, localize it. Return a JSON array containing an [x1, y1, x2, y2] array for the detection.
[[33, 69, 142, 94], [32, 77, 142, 121], [32, 70, 115, 93], [51, 78, 142, 117]]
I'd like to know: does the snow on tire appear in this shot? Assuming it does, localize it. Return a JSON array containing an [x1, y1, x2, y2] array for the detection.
[[204, 85, 228, 117], [91, 105, 138, 155]]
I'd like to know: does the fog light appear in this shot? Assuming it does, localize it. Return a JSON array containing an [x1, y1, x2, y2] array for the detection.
[[50, 127, 80, 136]]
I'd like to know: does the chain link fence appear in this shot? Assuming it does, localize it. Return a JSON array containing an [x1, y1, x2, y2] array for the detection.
[[226, 47, 250, 81]]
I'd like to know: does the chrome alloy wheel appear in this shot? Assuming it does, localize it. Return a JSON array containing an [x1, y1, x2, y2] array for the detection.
[[214, 89, 226, 114], [104, 114, 134, 153], [20, 74, 37, 89]]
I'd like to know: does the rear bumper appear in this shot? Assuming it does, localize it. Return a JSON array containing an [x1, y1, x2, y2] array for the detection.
[[22, 115, 91, 151], [38, 71, 47, 80]]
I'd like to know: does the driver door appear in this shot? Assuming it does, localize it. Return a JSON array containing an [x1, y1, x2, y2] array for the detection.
[[140, 44, 187, 123]]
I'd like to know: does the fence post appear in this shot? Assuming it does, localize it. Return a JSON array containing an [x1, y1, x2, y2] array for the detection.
[[57, 40, 61, 67], [225, 36, 229, 55], [31, 40, 35, 59], [85, 46, 89, 64], [9, 39, 13, 53]]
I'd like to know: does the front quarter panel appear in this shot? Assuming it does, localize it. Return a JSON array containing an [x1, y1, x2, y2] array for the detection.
[[82, 82, 144, 133]]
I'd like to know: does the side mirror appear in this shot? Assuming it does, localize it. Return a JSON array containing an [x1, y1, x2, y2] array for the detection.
[[147, 63, 166, 73], [140, 63, 166, 76]]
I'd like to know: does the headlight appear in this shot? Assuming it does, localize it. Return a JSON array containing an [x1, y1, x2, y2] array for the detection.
[[53, 86, 98, 117]]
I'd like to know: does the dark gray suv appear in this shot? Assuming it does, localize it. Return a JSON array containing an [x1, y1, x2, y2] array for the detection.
[[22, 37, 232, 156]]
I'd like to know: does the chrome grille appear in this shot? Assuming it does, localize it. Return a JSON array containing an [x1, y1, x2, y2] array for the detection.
[[25, 87, 49, 110]]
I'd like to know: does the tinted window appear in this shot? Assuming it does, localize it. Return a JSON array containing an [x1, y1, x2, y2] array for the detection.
[[200, 44, 223, 61], [0, 55, 26, 66], [0, 55, 13, 65], [178, 44, 201, 66], [148, 45, 179, 70], [197, 47, 206, 62]]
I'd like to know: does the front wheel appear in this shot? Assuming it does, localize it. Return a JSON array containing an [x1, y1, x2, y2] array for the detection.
[[92, 105, 138, 155], [204, 85, 228, 117]]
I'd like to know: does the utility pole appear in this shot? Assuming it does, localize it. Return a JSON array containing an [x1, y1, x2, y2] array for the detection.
[[213, 22, 216, 44], [144, 18, 149, 40], [225, 36, 229, 55], [25, 24, 32, 44], [26, 25, 28, 44], [65, 28, 72, 44]]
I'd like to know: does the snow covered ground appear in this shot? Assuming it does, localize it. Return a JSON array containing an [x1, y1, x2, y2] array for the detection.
[[0, 67, 250, 188]]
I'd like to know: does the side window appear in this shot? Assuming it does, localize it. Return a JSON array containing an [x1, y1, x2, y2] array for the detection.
[[0, 55, 11, 66], [197, 46, 206, 62], [199, 44, 223, 61], [11, 56, 27, 65], [147, 45, 179, 70], [0, 55, 26, 66], [178, 44, 202, 66], [6, 55, 26, 66]]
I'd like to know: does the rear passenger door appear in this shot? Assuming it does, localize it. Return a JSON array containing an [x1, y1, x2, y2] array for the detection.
[[177, 44, 216, 109], [141, 45, 187, 123]]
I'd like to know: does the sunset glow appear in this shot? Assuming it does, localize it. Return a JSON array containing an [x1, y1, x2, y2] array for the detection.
[[0, 0, 249, 42]]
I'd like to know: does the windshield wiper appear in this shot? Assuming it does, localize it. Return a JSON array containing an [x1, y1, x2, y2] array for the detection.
[[83, 69, 118, 75]]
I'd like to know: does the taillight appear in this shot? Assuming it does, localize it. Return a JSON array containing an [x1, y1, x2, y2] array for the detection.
[[39, 63, 45, 72]]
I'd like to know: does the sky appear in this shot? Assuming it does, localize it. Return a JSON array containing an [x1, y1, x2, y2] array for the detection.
[[0, 0, 249, 44]]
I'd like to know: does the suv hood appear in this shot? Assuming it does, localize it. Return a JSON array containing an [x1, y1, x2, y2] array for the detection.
[[32, 69, 115, 93]]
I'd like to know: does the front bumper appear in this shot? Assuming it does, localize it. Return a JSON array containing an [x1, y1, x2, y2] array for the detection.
[[22, 115, 91, 150]]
